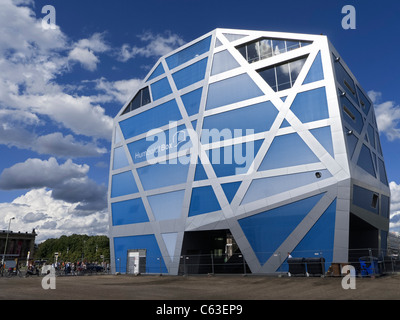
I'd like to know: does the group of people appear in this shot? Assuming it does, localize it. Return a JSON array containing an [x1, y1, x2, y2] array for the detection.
[[48, 261, 110, 275]]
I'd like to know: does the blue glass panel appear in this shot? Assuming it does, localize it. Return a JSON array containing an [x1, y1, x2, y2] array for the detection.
[[353, 185, 379, 214], [181, 87, 202, 116], [202, 101, 278, 138], [194, 161, 208, 181], [206, 139, 263, 177], [259, 133, 320, 171], [376, 132, 383, 156], [188, 185, 221, 217], [242, 170, 332, 205], [211, 50, 240, 75], [290, 87, 329, 123], [113, 146, 130, 170], [345, 127, 358, 159], [303, 51, 323, 84], [137, 156, 190, 191], [357, 144, 376, 177], [111, 198, 149, 226], [340, 95, 364, 134], [127, 124, 191, 164], [367, 124, 375, 149], [166, 36, 211, 70], [381, 195, 390, 219], [119, 99, 182, 140], [356, 86, 372, 116], [147, 190, 185, 221], [111, 171, 139, 198], [221, 181, 241, 203], [150, 77, 172, 101], [238, 193, 324, 265], [280, 119, 290, 128], [381, 230, 388, 253], [288, 198, 336, 273], [309, 126, 334, 157], [378, 158, 388, 186], [172, 58, 208, 90], [113, 234, 167, 273], [205, 73, 264, 110], [147, 62, 165, 81], [333, 58, 356, 98]]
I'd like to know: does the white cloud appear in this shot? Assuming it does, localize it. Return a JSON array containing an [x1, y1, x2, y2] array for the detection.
[[389, 181, 400, 233], [119, 31, 185, 62], [68, 47, 99, 71], [68, 33, 110, 71], [0, 0, 114, 142], [0, 157, 107, 212], [368, 90, 400, 141], [0, 188, 108, 242], [93, 77, 142, 104], [0, 157, 89, 190]]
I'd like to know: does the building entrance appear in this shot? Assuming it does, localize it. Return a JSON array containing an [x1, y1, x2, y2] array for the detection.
[[126, 249, 146, 274], [179, 229, 250, 274]]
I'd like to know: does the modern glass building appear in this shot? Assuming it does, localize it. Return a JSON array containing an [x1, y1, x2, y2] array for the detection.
[[108, 29, 390, 274]]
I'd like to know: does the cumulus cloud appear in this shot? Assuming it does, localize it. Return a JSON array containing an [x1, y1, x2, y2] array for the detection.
[[0, 157, 107, 211], [0, 188, 108, 242], [92, 77, 143, 104], [0, 157, 88, 190], [0, 122, 107, 157], [119, 30, 185, 62], [0, 0, 114, 143], [368, 90, 400, 141], [389, 181, 400, 233], [68, 33, 110, 71]]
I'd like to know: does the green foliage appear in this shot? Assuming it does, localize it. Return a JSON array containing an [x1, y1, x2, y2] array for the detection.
[[34, 234, 110, 263]]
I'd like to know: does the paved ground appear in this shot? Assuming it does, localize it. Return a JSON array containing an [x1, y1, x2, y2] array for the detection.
[[0, 273, 400, 300]]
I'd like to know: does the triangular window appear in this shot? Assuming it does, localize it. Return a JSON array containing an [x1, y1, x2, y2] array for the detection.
[[122, 86, 151, 115]]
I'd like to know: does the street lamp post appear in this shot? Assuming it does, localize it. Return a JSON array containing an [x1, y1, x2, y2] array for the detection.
[[2, 217, 15, 265]]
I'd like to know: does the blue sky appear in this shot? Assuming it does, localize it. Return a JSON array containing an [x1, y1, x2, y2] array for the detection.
[[0, 0, 399, 241]]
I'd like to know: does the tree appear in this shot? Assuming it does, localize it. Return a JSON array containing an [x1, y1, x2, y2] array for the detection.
[[34, 234, 110, 263]]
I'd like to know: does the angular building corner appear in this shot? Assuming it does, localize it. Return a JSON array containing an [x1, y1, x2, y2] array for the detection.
[[107, 28, 390, 274]]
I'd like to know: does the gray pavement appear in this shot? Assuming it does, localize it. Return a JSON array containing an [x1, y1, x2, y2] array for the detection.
[[0, 273, 400, 300]]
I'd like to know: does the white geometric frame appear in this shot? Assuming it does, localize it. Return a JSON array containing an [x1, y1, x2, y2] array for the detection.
[[108, 28, 390, 274]]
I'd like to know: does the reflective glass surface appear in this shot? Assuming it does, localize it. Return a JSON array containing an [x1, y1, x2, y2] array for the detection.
[[148, 189, 185, 221], [211, 50, 240, 75], [303, 51, 324, 84], [239, 193, 324, 265], [111, 171, 139, 198], [205, 73, 263, 110], [188, 185, 221, 217], [166, 36, 211, 70], [150, 77, 172, 101], [119, 99, 182, 140], [290, 87, 329, 123], [172, 58, 208, 90], [242, 170, 331, 205], [357, 144, 376, 177], [258, 132, 320, 171], [113, 146, 130, 170], [111, 198, 149, 226], [136, 156, 190, 191]]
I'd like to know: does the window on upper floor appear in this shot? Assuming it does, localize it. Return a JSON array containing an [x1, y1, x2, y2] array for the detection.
[[257, 55, 308, 92], [237, 38, 311, 64], [121, 86, 151, 115]]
